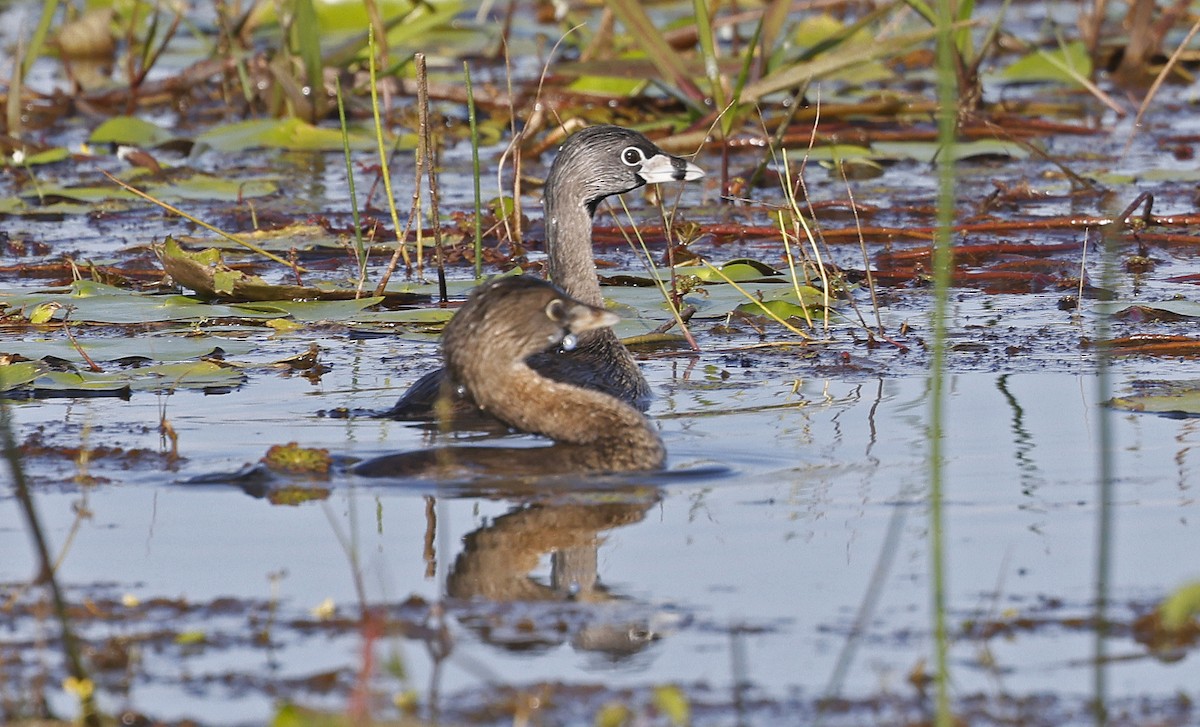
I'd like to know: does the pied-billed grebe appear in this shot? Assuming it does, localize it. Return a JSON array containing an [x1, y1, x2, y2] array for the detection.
[[354, 275, 665, 477], [382, 125, 704, 420]]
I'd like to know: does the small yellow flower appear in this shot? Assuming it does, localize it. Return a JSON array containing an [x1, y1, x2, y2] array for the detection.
[[311, 598, 337, 620], [121, 593, 141, 608], [63, 676, 94, 700]]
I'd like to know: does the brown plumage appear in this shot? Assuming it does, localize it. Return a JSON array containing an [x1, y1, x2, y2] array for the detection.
[[354, 276, 665, 478], [381, 125, 703, 420]]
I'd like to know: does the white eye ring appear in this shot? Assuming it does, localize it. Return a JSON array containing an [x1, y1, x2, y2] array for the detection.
[[545, 298, 566, 322], [620, 146, 646, 166]]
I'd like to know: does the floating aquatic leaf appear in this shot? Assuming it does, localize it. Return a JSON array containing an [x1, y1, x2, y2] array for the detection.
[[0, 361, 44, 391], [196, 117, 381, 152], [29, 171, 276, 204], [0, 335, 255, 364], [675, 258, 782, 283], [27, 302, 60, 324], [346, 307, 455, 325], [1001, 41, 1091, 85], [1109, 380, 1200, 416], [1160, 582, 1200, 631], [873, 139, 1030, 162], [238, 298, 385, 322], [174, 223, 341, 253], [568, 73, 650, 97], [266, 319, 305, 333], [5, 147, 72, 166], [1, 281, 280, 324], [17, 361, 248, 397], [90, 116, 178, 147], [653, 684, 691, 727], [263, 442, 332, 475]]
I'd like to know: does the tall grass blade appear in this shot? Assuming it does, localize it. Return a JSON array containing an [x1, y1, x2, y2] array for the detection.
[[292, 0, 323, 114], [930, 0, 959, 723], [101, 171, 305, 271], [3, 398, 102, 727], [692, 0, 726, 114], [464, 61, 483, 281], [742, 24, 962, 102], [335, 76, 368, 291], [605, 0, 706, 106], [1092, 223, 1116, 727], [366, 23, 412, 291], [20, 0, 60, 80]]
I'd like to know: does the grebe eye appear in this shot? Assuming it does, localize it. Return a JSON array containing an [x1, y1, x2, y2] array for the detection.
[[545, 298, 566, 322], [620, 146, 645, 166]]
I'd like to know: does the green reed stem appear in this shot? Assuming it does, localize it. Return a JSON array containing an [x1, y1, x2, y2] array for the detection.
[[2, 398, 102, 727], [367, 24, 411, 274], [464, 61, 483, 281], [930, 0, 959, 721], [335, 76, 368, 291], [1093, 226, 1117, 726]]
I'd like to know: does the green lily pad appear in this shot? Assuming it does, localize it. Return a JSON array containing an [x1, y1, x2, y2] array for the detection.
[[30, 171, 276, 205], [675, 259, 783, 283], [1109, 380, 1200, 416], [1160, 581, 1200, 631], [196, 118, 382, 152], [0, 336, 256, 364], [873, 139, 1030, 162], [4, 147, 72, 167], [90, 116, 178, 147], [235, 298, 385, 322], [1098, 300, 1200, 319], [1, 281, 281, 324], [25, 360, 248, 396], [0, 362, 44, 391]]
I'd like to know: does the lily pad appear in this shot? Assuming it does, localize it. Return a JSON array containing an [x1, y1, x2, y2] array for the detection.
[[1, 281, 280, 324], [29, 171, 277, 205], [0, 336, 256, 364], [1109, 380, 1200, 416], [196, 118, 383, 152], [0, 361, 44, 391], [90, 116, 179, 147], [674, 258, 783, 283]]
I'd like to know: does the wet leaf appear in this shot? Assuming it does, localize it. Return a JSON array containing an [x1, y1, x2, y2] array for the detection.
[[196, 117, 383, 152], [349, 307, 455, 325], [263, 442, 332, 475], [1109, 380, 1200, 416], [5, 147, 72, 166], [0, 335, 255, 365], [873, 139, 1030, 162], [1101, 300, 1200, 319], [267, 319, 305, 333], [0, 361, 43, 391], [594, 702, 631, 727], [161, 237, 385, 310], [30, 171, 276, 204], [1001, 41, 1091, 85], [2, 281, 280, 324], [90, 116, 178, 147], [28, 302, 60, 324], [653, 684, 690, 726], [267, 485, 333, 506], [23, 361, 247, 396], [175, 630, 207, 645], [675, 258, 782, 283], [1160, 582, 1200, 631], [237, 298, 385, 322], [568, 73, 650, 97]]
